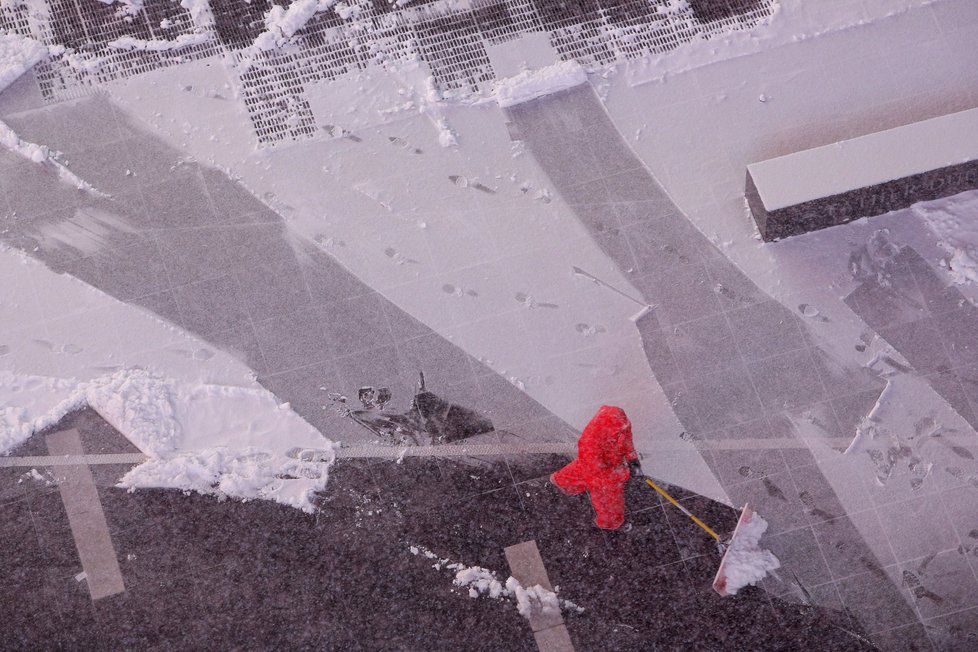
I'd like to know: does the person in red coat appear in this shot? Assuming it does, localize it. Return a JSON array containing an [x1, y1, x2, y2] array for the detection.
[[550, 405, 639, 529]]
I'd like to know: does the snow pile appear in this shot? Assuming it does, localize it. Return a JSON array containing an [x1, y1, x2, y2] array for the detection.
[[455, 565, 508, 599], [493, 60, 587, 108], [252, 0, 337, 53], [180, 0, 216, 28], [0, 374, 86, 453], [0, 369, 336, 513], [719, 513, 780, 596], [0, 119, 108, 195], [118, 446, 315, 510], [409, 545, 583, 617], [95, 0, 145, 18], [0, 119, 50, 163], [0, 32, 46, 93], [505, 576, 561, 619], [333, 1, 361, 20], [657, 0, 691, 16], [0, 35, 108, 196], [913, 190, 978, 289]]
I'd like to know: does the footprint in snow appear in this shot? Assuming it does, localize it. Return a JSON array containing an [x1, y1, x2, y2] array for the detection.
[[449, 175, 495, 194], [442, 284, 478, 298], [388, 136, 422, 154], [385, 247, 419, 265], [322, 124, 362, 142], [575, 323, 606, 337], [171, 348, 214, 360], [515, 292, 558, 309], [798, 303, 830, 322]]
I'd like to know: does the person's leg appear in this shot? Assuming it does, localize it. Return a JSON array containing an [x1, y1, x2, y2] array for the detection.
[[550, 460, 588, 495], [589, 477, 626, 529]]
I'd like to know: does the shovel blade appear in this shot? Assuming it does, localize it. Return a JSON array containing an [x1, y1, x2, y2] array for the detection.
[[712, 503, 754, 597]]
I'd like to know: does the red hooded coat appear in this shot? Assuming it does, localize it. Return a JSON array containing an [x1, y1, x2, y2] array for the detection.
[[551, 405, 637, 529]]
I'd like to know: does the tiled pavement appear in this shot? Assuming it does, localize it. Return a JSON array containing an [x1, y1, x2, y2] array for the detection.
[[504, 84, 931, 645], [0, 94, 579, 448], [845, 246, 978, 433], [2, 13, 978, 652], [1, 410, 876, 651], [2, 82, 974, 650]]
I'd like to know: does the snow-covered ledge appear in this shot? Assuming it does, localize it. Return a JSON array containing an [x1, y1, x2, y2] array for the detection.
[[747, 106, 978, 241]]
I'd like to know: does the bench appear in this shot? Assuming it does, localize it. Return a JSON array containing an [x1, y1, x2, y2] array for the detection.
[[746, 107, 978, 241]]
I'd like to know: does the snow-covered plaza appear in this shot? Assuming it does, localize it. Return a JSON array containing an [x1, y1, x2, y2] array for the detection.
[[2, 0, 978, 649]]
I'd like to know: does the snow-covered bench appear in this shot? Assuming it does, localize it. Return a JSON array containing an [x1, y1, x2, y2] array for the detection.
[[746, 107, 978, 241]]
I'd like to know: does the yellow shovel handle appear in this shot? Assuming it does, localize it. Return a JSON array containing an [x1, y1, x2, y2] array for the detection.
[[644, 478, 721, 542]]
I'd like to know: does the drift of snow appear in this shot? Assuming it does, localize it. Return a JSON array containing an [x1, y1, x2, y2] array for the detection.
[[0, 33, 107, 196], [0, 32, 46, 93], [120, 447, 286, 506], [493, 60, 587, 108], [82, 369, 180, 455], [0, 368, 336, 512], [719, 513, 780, 595], [0, 120, 109, 196], [0, 119, 49, 164], [252, 0, 337, 53], [0, 374, 87, 453], [914, 190, 978, 290], [409, 545, 583, 617], [657, 0, 691, 15], [180, 0, 216, 29]]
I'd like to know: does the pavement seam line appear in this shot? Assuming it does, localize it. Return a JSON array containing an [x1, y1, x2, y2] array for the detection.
[[0, 436, 867, 468]]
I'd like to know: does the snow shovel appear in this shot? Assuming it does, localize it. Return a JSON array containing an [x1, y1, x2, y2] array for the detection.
[[642, 476, 758, 597]]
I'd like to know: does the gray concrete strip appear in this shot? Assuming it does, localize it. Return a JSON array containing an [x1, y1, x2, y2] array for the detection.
[[696, 437, 853, 450], [505, 540, 556, 593], [0, 453, 149, 467], [45, 429, 126, 601], [533, 625, 576, 652], [335, 442, 576, 459], [1, 436, 868, 469], [505, 540, 573, 651]]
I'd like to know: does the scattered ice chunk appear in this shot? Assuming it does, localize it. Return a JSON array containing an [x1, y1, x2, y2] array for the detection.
[[107, 32, 211, 53], [408, 544, 583, 617], [505, 576, 561, 618], [95, 0, 145, 18], [657, 0, 691, 16]]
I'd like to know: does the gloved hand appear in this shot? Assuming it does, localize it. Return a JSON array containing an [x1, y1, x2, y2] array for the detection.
[[627, 457, 643, 476]]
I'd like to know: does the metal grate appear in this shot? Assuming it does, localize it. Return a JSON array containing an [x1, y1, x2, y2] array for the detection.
[[10, 0, 776, 144], [233, 0, 776, 144], [413, 10, 496, 95], [24, 0, 221, 101]]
